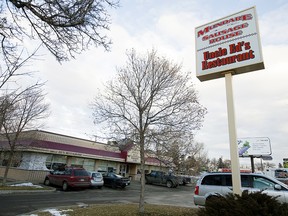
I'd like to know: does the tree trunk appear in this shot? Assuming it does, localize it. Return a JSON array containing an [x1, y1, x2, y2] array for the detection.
[[2, 151, 13, 186], [138, 134, 146, 215]]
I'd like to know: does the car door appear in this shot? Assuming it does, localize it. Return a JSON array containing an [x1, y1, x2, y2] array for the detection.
[[221, 174, 253, 195], [200, 174, 224, 196], [250, 175, 288, 203], [51, 170, 64, 186], [105, 172, 113, 186]]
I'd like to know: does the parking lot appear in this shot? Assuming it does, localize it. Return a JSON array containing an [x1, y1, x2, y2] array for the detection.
[[0, 180, 196, 216]]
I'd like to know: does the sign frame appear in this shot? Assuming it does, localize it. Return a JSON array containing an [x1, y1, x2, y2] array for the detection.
[[195, 6, 265, 81], [238, 137, 272, 157]]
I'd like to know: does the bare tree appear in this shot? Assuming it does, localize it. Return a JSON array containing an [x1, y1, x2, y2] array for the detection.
[[208, 158, 218, 172], [0, 0, 118, 105], [1, 0, 119, 63], [151, 135, 208, 175], [0, 83, 50, 185], [91, 49, 207, 214]]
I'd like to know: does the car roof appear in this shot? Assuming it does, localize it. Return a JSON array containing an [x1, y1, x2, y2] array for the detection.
[[199, 172, 288, 188], [87, 171, 102, 173]]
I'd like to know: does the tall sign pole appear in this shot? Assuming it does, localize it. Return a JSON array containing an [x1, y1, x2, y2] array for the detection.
[[225, 72, 241, 194], [195, 6, 265, 195]]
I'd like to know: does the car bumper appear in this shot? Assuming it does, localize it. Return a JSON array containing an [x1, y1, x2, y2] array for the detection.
[[69, 182, 91, 188], [193, 195, 206, 206], [91, 181, 104, 187]]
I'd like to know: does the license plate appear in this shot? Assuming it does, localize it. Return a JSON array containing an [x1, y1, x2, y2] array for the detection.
[[80, 179, 84, 181]]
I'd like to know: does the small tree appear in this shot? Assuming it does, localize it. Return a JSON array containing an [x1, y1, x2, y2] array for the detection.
[[153, 136, 208, 175], [0, 83, 50, 185], [91, 49, 207, 214]]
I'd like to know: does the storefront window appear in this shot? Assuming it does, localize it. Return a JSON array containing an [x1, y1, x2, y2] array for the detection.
[[70, 157, 84, 167], [45, 154, 67, 170], [83, 158, 95, 171]]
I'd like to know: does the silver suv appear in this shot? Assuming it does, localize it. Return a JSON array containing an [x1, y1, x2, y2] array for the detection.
[[194, 172, 288, 206]]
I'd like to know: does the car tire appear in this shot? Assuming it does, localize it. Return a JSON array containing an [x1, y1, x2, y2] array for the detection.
[[166, 181, 173, 188], [62, 181, 69, 191], [97, 186, 102, 189], [44, 178, 50, 186]]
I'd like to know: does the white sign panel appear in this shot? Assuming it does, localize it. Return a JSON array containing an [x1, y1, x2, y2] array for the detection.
[[195, 7, 264, 81], [238, 137, 271, 157]]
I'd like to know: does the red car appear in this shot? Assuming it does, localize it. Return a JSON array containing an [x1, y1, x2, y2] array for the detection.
[[44, 167, 91, 191]]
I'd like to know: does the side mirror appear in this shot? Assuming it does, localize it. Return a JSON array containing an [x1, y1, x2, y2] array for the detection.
[[275, 184, 282, 190]]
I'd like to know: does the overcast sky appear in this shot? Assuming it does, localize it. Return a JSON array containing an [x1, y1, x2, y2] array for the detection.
[[28, 0, 288, 167]]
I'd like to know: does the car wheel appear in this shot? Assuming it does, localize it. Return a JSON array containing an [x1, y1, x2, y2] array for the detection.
[[44, 178, 50, 186], [121, 185, 126, 189], [166, 181, 173, 188], [62, 181, 69, 191], [98, 186, 102, 189]]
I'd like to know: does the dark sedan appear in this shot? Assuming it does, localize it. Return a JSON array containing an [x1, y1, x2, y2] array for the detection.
[[102, 172, 130, 188]]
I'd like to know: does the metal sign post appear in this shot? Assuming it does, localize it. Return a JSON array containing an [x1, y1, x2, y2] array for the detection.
[[225, 72, 241, 195]]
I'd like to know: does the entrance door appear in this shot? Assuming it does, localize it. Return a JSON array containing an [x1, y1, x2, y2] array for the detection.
[[119, 164, 127, 177]]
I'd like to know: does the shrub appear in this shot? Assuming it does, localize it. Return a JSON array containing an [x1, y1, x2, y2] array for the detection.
[[198, 190, 288, 216]]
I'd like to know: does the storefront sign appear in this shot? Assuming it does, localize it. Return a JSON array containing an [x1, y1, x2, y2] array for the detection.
[[195, 7, 264, 81]]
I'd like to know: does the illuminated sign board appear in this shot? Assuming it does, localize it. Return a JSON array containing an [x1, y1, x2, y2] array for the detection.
[[195, 7, 264, 81], [238, 137, 271, 157]]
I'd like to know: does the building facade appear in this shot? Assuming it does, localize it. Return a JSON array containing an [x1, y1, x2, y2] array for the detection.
[[0, 130, 168, 183]]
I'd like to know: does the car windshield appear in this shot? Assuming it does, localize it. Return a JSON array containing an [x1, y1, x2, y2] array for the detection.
[[74, 169, 89, 176]]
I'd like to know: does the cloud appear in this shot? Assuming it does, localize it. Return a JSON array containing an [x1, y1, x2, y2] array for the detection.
[[18, 0, 288, 167]]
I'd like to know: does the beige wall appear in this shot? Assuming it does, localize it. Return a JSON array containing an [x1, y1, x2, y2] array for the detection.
[[0, 166, 50, 184]]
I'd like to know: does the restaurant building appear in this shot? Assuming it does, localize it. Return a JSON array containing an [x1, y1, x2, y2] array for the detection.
[[0, 130, 169, 183]]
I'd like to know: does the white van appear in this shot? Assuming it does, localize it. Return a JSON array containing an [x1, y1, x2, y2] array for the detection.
[[194, 172, 288, 206]]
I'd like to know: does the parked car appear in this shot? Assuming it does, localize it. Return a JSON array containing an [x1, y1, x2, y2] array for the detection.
[[44, 167, 91, 191], [177, 175, 191, 186], [102, 172, 130, 188], [87, 171, 104, 189], [194, 172, 288, 206], [145, 170, 179, 188]]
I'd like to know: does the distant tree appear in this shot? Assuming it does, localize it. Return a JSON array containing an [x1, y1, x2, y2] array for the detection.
[[91, 49, 207, 214], [0, 83, 50, 185], [208, 158, 218, 172], [223, 159, 231, 168], [158, 139, 208, 175], [217, 157, 225, 169]]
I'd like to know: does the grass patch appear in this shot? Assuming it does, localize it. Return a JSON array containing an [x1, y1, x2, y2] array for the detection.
[[35, 204, 199, 216]]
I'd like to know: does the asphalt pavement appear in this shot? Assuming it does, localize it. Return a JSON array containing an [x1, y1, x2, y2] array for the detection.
[[0, 181, 197, 216]]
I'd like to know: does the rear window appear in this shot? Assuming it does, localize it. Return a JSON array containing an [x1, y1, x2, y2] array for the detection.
[[92, 173, 102, 178], [74, 169, 89, 176], [201, 174, 253, 187], [201, 175, 222, 186]]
